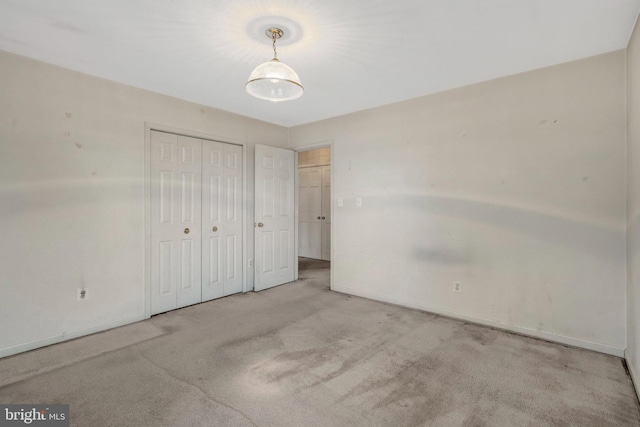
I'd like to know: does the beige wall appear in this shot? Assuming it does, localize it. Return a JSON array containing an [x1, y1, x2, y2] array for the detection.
[[0, 41, 634, 360], [0, 51, 288, 357], [298, 147, 331, 167], [290, 51, 628, 355], [627, 16, 640, 391]]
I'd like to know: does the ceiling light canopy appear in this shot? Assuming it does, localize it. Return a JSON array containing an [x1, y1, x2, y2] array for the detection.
[[245, 27, 303, 102]]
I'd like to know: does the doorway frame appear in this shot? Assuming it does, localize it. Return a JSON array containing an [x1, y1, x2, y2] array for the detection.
[[144, 123, 248, 319], [293, 140, 334, 286]]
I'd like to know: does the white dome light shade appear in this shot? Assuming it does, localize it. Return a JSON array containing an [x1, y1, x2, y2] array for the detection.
[[245, 59, 304, 102]]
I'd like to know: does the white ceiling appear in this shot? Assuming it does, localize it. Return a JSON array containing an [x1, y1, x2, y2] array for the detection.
[[1, 1, 639, 127]]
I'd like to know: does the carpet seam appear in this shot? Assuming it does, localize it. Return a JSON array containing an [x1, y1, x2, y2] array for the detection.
[[132, 346, 258, 427]]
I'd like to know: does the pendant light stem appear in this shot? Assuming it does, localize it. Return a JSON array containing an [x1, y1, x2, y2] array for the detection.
[[272, 33, 278, 59], [266, 27, 283, 60]]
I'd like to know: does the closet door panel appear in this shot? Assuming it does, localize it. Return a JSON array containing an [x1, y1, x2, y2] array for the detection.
[[151, 131, 202, 314], [176, 136, 202, 309], [223, 143, 243, 295], [202, 140, 224, 301], [151, 131, 179, 315]]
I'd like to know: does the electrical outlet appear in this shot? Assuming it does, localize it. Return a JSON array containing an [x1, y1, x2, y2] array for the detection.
[[356, 197, 363, 207], [77, 288, 88, 301], [248, 259, 253, 267], [453, 282, 462, 293], [337, 197, 344, 207]]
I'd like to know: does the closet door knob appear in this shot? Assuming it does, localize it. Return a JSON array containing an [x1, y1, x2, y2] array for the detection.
[[184, 228, 190, 234], [212, 226, 218, 232], [322, 216, 326, 220], [317, 216, 321, 220], [258, 223, 264, 228]]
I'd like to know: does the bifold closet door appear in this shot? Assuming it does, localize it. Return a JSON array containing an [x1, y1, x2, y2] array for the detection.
[[202, 140, 243, 301], [150, 131, 202, 315]]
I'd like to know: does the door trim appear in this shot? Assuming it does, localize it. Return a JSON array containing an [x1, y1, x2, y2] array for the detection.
[[293, 141, 334, 284], [144, 123, 247, 319]]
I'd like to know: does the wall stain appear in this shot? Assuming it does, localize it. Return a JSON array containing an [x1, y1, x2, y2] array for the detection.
[[50, 18, 86, 34], [413, 247, 466, 264], [75, 143, 83, 149], [538, 119, 558, 127], [448, 232, 463, 242]]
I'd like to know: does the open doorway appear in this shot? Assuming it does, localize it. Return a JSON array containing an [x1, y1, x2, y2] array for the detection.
[[297, 147, 331, 285]]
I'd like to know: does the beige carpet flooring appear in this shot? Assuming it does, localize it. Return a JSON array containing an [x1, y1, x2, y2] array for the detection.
[[1, 258, 639, 426]]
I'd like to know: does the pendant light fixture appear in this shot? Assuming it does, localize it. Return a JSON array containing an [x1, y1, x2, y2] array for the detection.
[[245, 27, 303, 102]]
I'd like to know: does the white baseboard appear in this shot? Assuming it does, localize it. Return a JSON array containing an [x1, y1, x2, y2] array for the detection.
[[625, 352, 640, 401], [0, 314, 146, 359], [333, 285, 625, 357]]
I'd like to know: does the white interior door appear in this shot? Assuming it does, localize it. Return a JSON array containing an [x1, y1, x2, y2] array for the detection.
[[321, 165, 331, 261], [255, 144, 295, 291], [298, 166, 322, 259], [150, 131, 202, 315]]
